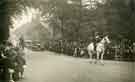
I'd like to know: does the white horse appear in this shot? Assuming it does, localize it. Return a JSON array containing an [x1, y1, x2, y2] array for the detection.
[[87, 35, 111, 64]]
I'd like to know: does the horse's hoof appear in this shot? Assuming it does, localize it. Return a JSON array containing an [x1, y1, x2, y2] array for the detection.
[[89, 61, 93, 64], [102, 64, 104, 66], [94, 61, 97, 64], [89, 61, 92, 64], [101, 63, 104, 66], [73, 55, 76, 57], [9, 80, 15, 82]]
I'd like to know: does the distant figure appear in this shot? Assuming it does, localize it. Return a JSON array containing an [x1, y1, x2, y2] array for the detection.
[[80, 48, 85, 56], [19, 35, 25, 49], [14, 47, 26, 79], [73, 47, 80, 57]]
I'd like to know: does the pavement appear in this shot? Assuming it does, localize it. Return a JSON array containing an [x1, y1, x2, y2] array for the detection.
[[19, 50, 135, 82]]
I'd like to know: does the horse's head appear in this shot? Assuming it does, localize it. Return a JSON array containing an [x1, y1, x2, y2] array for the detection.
[[104, 35, 111, 44], [101, 35, 111, 44]]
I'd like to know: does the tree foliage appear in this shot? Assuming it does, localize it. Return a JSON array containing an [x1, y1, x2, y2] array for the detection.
[[9, 0, 135, 42], [43, 0, 135, 41]]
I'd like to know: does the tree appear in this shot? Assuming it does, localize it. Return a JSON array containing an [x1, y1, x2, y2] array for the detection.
[[0, 0, 25, 43], [14, 0, 135, 42], [0, 0, 11, 43], [100, 0, 135, 41]]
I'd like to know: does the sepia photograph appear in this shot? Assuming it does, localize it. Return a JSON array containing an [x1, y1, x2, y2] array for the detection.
[[0, 0, 135, 82]]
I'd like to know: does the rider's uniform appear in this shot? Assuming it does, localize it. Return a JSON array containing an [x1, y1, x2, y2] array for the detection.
[[93, 34, 101, 51]]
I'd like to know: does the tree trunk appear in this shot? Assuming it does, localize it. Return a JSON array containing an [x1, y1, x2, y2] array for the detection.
[[0, 0, 10, 43]]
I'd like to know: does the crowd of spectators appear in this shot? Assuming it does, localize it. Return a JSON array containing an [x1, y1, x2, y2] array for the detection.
[[0, 40, 26, 82], [44, 39, 135, 61]]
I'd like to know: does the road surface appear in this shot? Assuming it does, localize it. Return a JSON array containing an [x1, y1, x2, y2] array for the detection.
[[19, 50, 135, 82]]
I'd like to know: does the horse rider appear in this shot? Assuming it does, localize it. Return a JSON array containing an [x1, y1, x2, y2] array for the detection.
[[93, 32, 102, 52]]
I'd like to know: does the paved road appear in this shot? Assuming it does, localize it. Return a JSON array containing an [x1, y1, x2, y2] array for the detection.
[[20, 50, 135, 82]]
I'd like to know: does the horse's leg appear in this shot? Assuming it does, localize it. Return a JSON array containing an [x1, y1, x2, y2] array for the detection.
[[96, 51, 100, 64], [88, 51, 93, 63], [100, 50, 105, 65]]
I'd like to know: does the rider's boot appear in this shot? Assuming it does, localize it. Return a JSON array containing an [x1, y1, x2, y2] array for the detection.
[[93, 42, 96, 52]]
